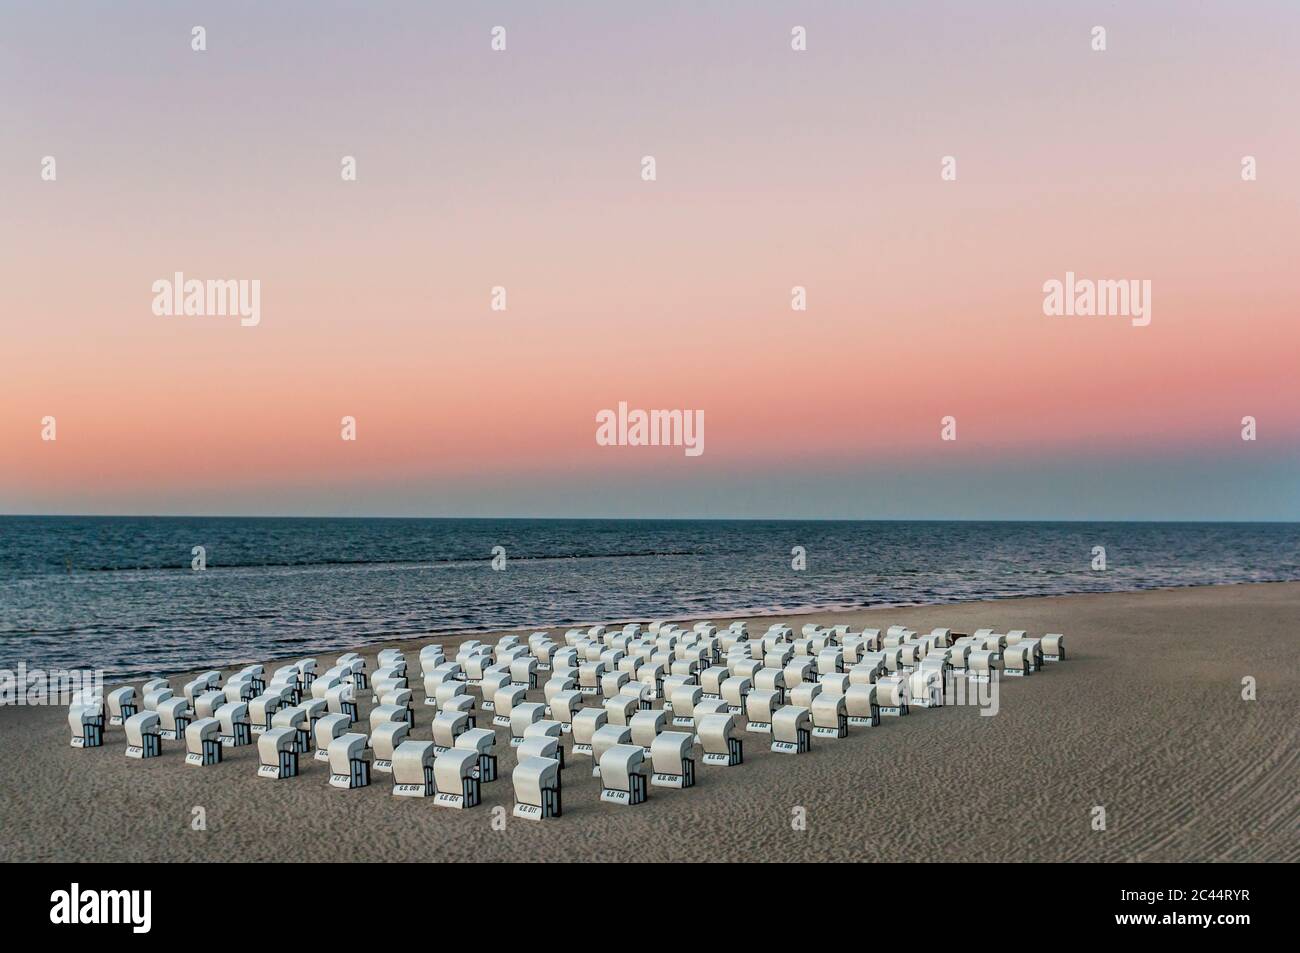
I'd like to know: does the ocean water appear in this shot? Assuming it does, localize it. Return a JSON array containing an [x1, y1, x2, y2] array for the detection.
[[1, 516, 1297, 678]]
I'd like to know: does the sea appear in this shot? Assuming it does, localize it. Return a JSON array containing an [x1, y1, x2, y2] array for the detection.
[[1, 516, 1297, 678]]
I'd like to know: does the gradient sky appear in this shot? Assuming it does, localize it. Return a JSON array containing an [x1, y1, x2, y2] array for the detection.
[[2, 1, 1297, 519]]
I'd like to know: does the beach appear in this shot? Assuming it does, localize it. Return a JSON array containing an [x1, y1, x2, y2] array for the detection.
[[2, 582, 1297, 863]]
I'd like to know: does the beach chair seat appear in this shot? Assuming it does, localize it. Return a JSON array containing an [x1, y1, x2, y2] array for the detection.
[[257, 726, 300, 779], [908, 667, 945, 706], [783, 658, 816, 689], [157, 696, 193, 740], [649, 731, 696, 789], [336, 653, 369, 690], [637, 662, 666, 700], [124, 711, 162, 758], [193, 689, 227, 720], [454, 727, 499, 783], [599, 744, 648, 805], [966, 650, 997, 683], [142, 685, 174, 713], [745, 689, 780, 734], [669, 683, 702, 728], [392, 740, 436, 797], [248, 691, 285, 735], [327, 732, 373, 789], [590, 723, 633, 777], [549, 690, 585, 733], [433, 747, 481, 808], [506, 754, 563, 821], [570, 707, 608, 759], [600, 669, 631, 700], [509, 655, 539, 690], [313, 712, 352, 761], [1004, 643, 1035, 677], [418, 645, 446, 678], [577, 661, 606, 697], [789, 681, 823, 709], [325, 683, 358, 724], [721, 675, 752, 715], [698, 712, 743, 766], [698, 666, 730, 700], [876, 675, 910, 716], [1040, 633, 1065, 661], [68, 701, 104, 748], [604, 691, 641, 726], [106, 686, 137, 726], [478, 671, 512, 713], [816, 648, 844, 675], [771, 705, 812, 754], [431, 709, 470, 753], [216, 702, 252, 747], [182, 671, 222, 706], [509, 701, 546, 747], [753, 667, 787, 705], [370, 702, 413, 733], [844, 684, 880, 727], [296, 658, 317, 689], [184, 717, 222, 766], [811, 692, 848, 739], [819, 673, 850, 696], [492, 684, 527, 727], [370, 721, 410, 773], [629, 708, 667, 755]]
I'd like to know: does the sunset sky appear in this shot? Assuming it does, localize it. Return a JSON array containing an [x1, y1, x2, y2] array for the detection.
[[2, 1, 1297, 519]]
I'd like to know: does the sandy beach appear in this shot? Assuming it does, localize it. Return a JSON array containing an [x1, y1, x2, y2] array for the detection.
[[2, 582, 1297, 863]]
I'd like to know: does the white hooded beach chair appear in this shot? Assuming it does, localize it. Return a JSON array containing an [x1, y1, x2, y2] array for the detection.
[[142, 684, 174, 713], [370, 720, 410, 773], [510, 702, 546, 747], [604, 691, 641, 727], [513, 756, 562, 820], [257, 726, 300, 779], [68, 699, 104, 748], [669, 683, 702, 728], [590, 723, 633, 777], [492, 684, 528, 728], [124, 711, 162, 758], [327, 732, 373, 788], [967, 650, 997, 684], [698, 713, 743, 766], [432, 748, 480, 808], [876, 675, 910, 716], [789, 681, 823, 709], [811, 692, 848, 739], [313, 712, 352, 761], [248, 691, 284, 735], [216, 701, 252, 747], [600, 669, 630, 699], [598, 744, 648, 805], [157, 696, 193, 741], [106, 686, 137, 726], [721, 675, 752, 715], [770, 705, 812, 754], [629, 709, 666, 754], [184, 717, 222, 766], [784, 658, 816, 690], [182, 671, 222, 706], [745, 689, 780, 733], [649, 731, 695, 789], [518, 720, 565, 768], [638, 662, 666, 701], [454, 727, 499, 782], [570, 707, 608, 759], [510, 655, 539, 690], [194, 689, 226, 720], [1003, 643, 1035, 677], [844, 684, 880, 727], [418, 645, 446, 678], [431, 709, 470, 754], [325, 683, 358, 724], [479, 670, 512, 713], [1041, 633, 1066, 661], [392, 740, 436, 797], [550, 690, 585, 733], [370, 702, 413, 732]]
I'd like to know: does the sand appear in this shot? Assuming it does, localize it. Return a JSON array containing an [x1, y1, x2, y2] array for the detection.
[[2, 582, 1297, 863]]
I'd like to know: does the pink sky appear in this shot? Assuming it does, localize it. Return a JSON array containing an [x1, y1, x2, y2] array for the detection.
[[2, 2, 1297, 518]]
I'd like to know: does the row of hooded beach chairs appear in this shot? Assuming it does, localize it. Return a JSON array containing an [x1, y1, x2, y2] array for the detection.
[[67, 621, 1065, 818]]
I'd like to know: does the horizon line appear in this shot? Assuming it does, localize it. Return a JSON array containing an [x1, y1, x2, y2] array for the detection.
[[2, 513, 1298, 525]]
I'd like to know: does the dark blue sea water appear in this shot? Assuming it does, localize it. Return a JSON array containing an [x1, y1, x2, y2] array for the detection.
[[1, 517, 1296, 678]]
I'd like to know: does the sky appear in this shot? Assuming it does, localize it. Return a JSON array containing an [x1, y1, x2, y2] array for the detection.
[[1, 1, 1297, 520]]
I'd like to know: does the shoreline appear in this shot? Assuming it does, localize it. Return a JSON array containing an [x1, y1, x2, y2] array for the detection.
[[3, 581, 1297, 862]]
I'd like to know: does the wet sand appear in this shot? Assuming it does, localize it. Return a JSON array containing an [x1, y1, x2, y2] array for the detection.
[[2, 582, 1297, 862]]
